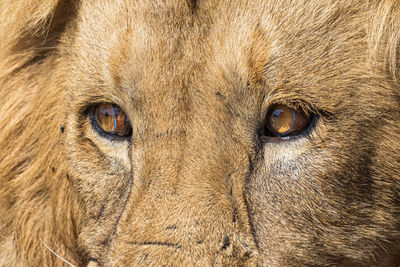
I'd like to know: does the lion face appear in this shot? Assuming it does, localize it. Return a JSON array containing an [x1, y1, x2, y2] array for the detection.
[[1, 0, 400, 266]]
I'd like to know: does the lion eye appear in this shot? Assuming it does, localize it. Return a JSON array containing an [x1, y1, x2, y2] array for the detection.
[[264, 104, 311, 138], [93, 103, 132, 138]]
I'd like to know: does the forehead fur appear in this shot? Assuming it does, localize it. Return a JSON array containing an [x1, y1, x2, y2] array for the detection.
[[66, 0, 393, 115]]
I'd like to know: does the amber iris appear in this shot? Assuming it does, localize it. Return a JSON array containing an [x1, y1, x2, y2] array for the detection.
[[94, 103, 132, 137], [265, 104, 311, 137]]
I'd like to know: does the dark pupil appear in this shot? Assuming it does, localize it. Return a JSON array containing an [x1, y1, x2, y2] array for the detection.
[[273, 109, 283, 117]]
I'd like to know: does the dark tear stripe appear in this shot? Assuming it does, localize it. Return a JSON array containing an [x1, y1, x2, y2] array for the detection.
[[83, 137, 129, 172], [243, 155, 259, 250], [105, 172, 133, 244], [81, 138, 134, 262], [109, 136, 135, 232], [82, 137, 108, 162]]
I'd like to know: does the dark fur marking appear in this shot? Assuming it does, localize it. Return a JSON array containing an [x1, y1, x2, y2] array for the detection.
[[33, 170, 45, 181], [232, 206, 238, 223], [103, 172, 134, 256], [243, 156, 259, 249], [51, 167, 55, 173], [225, 172, 232, 182], [221, 235, 230, 250], [10, 1, 77, 74], [10, 158, 30, 175], [97, 204, 105, 219], [101, 237, 110, 247], [187, 0, 198, 15], [166, 225, 177, 230], [248, 155, 254, 174], [216, 91, 225, 100], [137, 254, 148, 265]]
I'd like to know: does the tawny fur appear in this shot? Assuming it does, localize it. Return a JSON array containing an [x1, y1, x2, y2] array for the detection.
[[0, 1, 399, 266]]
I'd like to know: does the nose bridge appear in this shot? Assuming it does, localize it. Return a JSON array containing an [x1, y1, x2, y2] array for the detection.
[[178, 129, 259, 265], [108, 100, 258, 265], [103, 6, 259, 262]]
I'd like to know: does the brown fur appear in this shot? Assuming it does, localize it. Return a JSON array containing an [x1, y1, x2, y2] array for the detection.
[[1, 0, 400, 266]]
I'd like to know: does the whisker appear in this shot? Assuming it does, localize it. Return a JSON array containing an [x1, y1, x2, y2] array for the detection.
[[39, 238, 76, 267]]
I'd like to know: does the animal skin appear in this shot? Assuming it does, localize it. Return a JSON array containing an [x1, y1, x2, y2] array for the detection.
[[0, 0, 399, 266]]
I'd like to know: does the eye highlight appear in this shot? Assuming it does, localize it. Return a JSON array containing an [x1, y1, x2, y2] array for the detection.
[[263, 104, 312, 138], [91, 103, 132, 138]]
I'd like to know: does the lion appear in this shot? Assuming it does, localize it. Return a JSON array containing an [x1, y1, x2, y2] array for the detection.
[[0, 0, 399, 266]]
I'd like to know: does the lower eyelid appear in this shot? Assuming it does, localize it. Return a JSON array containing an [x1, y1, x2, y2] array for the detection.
[[262, 113, 317, 141]]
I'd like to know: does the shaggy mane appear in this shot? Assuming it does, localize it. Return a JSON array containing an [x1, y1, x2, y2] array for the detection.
[[0, 0, 399, 265], [0, 1, 82, 265]]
